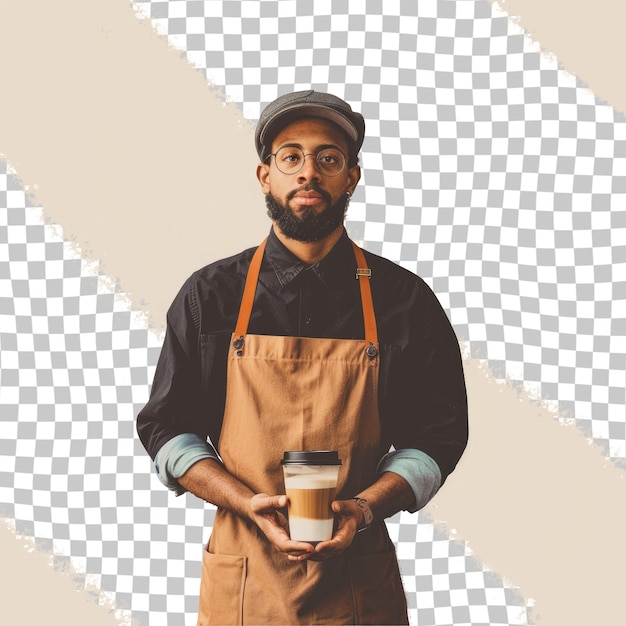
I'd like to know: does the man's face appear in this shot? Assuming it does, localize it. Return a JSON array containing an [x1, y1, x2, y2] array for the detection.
[[257, 117, 361, 242]]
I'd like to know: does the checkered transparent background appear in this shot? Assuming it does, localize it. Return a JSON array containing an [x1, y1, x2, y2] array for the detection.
[[2, 0, 625, 623], [133, 0, 626, 459]]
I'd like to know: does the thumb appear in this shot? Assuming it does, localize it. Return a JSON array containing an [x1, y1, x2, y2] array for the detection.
[[270, 494, 288, 508], [331, 499, 351, 514], [253, 493, 287, 511]]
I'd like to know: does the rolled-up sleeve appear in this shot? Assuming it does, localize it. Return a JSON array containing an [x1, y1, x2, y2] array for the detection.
[[154, 433, 221, 495], [377, 448, 442, 512]]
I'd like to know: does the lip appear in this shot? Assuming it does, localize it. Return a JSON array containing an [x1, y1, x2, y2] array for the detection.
[[291, 190, 324, 206]]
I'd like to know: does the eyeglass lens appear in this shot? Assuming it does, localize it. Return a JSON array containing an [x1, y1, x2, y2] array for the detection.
[[273, 147, 346, 176]]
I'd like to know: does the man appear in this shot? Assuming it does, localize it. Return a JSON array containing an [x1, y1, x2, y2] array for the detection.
[[137, 90, 468, 625]]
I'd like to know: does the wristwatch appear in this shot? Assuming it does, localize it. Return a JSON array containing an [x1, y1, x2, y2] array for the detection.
[[351, 497, 373, 531]]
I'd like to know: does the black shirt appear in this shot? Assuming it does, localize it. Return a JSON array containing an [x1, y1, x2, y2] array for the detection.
[[137, 228, 468, 482]]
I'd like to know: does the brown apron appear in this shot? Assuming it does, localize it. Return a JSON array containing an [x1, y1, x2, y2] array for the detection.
[[197, 239, 408, 625]]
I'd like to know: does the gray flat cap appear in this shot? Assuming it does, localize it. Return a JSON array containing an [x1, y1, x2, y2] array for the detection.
[[255, 90, 365, 161]]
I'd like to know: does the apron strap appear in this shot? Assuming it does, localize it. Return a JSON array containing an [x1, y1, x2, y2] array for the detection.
[[233, 237, 378, 350], [233, 238, 268, 341], [351, 242, 378, 347]]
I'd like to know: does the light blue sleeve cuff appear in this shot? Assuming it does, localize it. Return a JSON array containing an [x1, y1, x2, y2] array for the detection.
[[376, 448, 442, 513], [154, 433, 221, 496]]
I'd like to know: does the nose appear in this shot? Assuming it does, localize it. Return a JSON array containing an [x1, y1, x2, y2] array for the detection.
[[296, 154, 322, 183]]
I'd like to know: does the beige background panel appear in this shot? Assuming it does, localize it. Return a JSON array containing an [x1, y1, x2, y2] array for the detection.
[[0, 0, 268, 331], [0, 521, 128, 626], [428, 360, 626, 625], [1, 0, 624, 624], [2, 0, 626, 332], [493, 0, 626, 115]]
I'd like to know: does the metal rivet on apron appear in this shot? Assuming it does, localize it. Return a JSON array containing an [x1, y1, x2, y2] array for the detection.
[[366, 343, 378, 359], [233, 336, 245, 357]]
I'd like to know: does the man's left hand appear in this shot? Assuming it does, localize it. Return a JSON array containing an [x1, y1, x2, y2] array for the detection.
[[288, 499, 363, 562]]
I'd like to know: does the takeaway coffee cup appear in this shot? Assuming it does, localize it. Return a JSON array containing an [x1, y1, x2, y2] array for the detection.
[[281, 450, 342, 542]]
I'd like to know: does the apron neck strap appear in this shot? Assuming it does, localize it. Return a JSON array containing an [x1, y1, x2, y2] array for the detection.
[[234, 238, 268, 340], [233, 237, 378, 345], [351, 242, 378, 345]]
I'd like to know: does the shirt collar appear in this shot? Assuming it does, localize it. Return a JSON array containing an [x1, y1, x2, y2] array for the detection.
[[264, 227, 356, 291]]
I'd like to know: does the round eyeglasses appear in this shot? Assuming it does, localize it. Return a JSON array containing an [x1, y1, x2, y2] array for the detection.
[[267, 146, 347, 176]]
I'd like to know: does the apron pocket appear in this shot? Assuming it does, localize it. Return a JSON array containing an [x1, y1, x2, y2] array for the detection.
[[198, 549, 247, 626], [348, 551, 409, 625]]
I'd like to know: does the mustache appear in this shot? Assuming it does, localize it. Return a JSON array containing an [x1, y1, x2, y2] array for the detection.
[[286, 184, 332, 204]]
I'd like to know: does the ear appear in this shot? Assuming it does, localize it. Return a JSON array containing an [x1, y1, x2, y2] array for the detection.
[[257, 163, 271, 195], [346, 165, 361, 196]]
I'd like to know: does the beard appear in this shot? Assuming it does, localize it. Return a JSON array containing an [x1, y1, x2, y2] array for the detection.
[[265, 185, 351, 243]]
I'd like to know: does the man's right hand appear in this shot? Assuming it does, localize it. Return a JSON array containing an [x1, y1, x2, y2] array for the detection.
[[178, 460, 316, 559], [249, 494, 316, 560]]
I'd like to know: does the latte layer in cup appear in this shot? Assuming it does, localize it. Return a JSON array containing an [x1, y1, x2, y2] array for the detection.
[[281, 451, 342, 542]]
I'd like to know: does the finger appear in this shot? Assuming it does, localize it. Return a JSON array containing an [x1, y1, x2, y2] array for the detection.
[[331, 500, 344, 513], [274, 494, 288, 508], [268, 534, 308, 554], [259, 494, 288, 509], [287, 550, 317, 561], [282, 542, 317, 558], [312, 542, 336, 556], [315, 535, 339, 548], [275, 537, 315, 553], [261, 526, 315, 554], [331, 499, 358, 516], [312, 520, 358, 556], [284, 539, 316, 553], [313, 534, 349, 556], [251, 494, 287, 512]]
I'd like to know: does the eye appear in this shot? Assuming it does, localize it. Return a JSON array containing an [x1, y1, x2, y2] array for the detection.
[[277, 148, 302, 164], [316, 149, 345, 175], [318, 150, 340, 164]]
